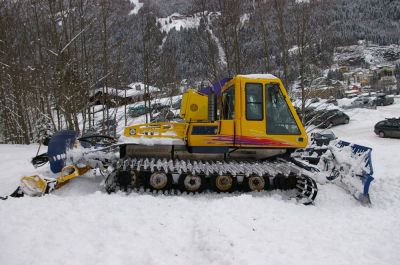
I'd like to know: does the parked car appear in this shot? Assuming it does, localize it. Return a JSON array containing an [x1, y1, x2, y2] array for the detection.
[[375, 93, 394, 106], [151, 103, 168, 112], [326, 96, 338, 106], [312, 109, 350, 128], [311, 130, 337, 146], [151, 108, 175, 123], [350, 96, 376, 109], [310, 97, 320, 104], [351, 96, 368, 105], [295, 106, 318, 125], [128, 105, 147, 117], [374, 118, 400, 138]]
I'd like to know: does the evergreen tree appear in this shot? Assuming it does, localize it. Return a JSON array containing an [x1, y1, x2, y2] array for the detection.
[[33, 115, 55, 145]]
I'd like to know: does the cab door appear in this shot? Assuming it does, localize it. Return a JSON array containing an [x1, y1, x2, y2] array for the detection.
[[239, 81, 266, 145], [218, 85, 235, 146], [238, 79, 304, 148]]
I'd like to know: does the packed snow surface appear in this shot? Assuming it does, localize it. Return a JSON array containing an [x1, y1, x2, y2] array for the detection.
[[1, 100, 400, 265]]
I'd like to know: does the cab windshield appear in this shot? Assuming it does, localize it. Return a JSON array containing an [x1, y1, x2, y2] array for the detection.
[[265, 83, 300, 135]]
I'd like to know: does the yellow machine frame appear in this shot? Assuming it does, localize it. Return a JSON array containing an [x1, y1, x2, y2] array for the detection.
[[124, 75, 307, 150]]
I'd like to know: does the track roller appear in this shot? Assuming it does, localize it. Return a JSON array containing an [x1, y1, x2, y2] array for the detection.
[[148, 171, 172, 190], [211, 174, 237, 192], [244, 174, 269, 191], [178, 173, 205, 193]]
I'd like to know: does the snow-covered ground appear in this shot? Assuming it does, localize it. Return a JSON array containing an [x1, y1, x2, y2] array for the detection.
[[334, 41, 400, 68], [157, 12, 202, 34], [1, 100, 400, 265], [129, 0, 143, 15]]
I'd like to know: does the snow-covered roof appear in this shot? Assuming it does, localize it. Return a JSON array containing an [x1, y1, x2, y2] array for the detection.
[[238, 74, 278, 79], [91, 83, 160, 98], [345, 89, 360, 94]]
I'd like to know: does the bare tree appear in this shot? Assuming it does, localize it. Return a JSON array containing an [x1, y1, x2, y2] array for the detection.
[[138, 4, 162, 123], [293, 1, 325, 123], [215, 0, 243, 76], [253, 0, 273, 73], [193, 0, 220, 81], [273, 0, 289, 86]]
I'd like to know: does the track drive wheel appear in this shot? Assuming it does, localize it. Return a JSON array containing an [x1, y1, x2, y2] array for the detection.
[[211, 174, 237, 193], [296, 175, 318, 205], [148, 171, 172, 191], [178, 173, 205, 193]]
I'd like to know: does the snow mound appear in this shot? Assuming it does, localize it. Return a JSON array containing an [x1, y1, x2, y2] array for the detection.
[[129, 0, 143, 15], [158, 13, 201, 34]]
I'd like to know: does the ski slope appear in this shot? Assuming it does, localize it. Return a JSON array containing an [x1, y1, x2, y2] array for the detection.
[[1, 100, 400, 265]]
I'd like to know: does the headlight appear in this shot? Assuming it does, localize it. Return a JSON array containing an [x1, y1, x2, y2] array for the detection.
[[129, 128, 136, 135]]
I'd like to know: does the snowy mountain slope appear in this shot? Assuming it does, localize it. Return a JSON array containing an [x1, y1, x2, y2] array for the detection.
[[156, 11, 229, 66], [129, 0, 143, 15], [334, 42, 400, 68], [1, 101, 400, 265], [158, 13, 201, 34]]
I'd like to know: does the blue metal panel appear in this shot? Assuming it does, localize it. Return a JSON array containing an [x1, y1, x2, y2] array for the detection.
[[48, 130, 78, 173], [336, 140, 374, 200], [199, 77, 232, 97]]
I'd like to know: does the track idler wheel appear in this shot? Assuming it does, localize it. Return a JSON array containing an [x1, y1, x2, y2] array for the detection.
[[148, 171, 172, 190], [104, 170, 137, 193], [244, 174, 269, 191], [211, 174, 237, 192], [179, 174, 205, 193]]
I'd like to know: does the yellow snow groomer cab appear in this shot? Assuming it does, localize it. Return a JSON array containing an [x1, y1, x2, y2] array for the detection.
[[123, 74, 307, 160]]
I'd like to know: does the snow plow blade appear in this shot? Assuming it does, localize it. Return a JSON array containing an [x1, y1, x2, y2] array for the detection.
[[319, 140, 374, 205], [0, 175, 57, 199], [0, 165, 91, 200], [19, 175, 50, 196]]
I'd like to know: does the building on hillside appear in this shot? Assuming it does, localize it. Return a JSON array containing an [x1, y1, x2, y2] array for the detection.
[[339, 66, 350, 73], [292, 78, 345, 99], [342, 68, 370, 86], [89, 83, 162, 107], [372, 65, 397, 93], [309, 85, 345, 99], [339, 64, 398, 94]]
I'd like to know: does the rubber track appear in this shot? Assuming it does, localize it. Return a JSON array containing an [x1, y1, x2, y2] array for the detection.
[[106, 158, 318, 204]]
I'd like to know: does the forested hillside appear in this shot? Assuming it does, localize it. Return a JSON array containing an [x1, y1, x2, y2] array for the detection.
[[0, 0, 399, 143]]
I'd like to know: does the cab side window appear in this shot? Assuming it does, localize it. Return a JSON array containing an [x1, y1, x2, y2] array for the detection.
[[221, 86, 235, 120], [245, 83, 263, 120]]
